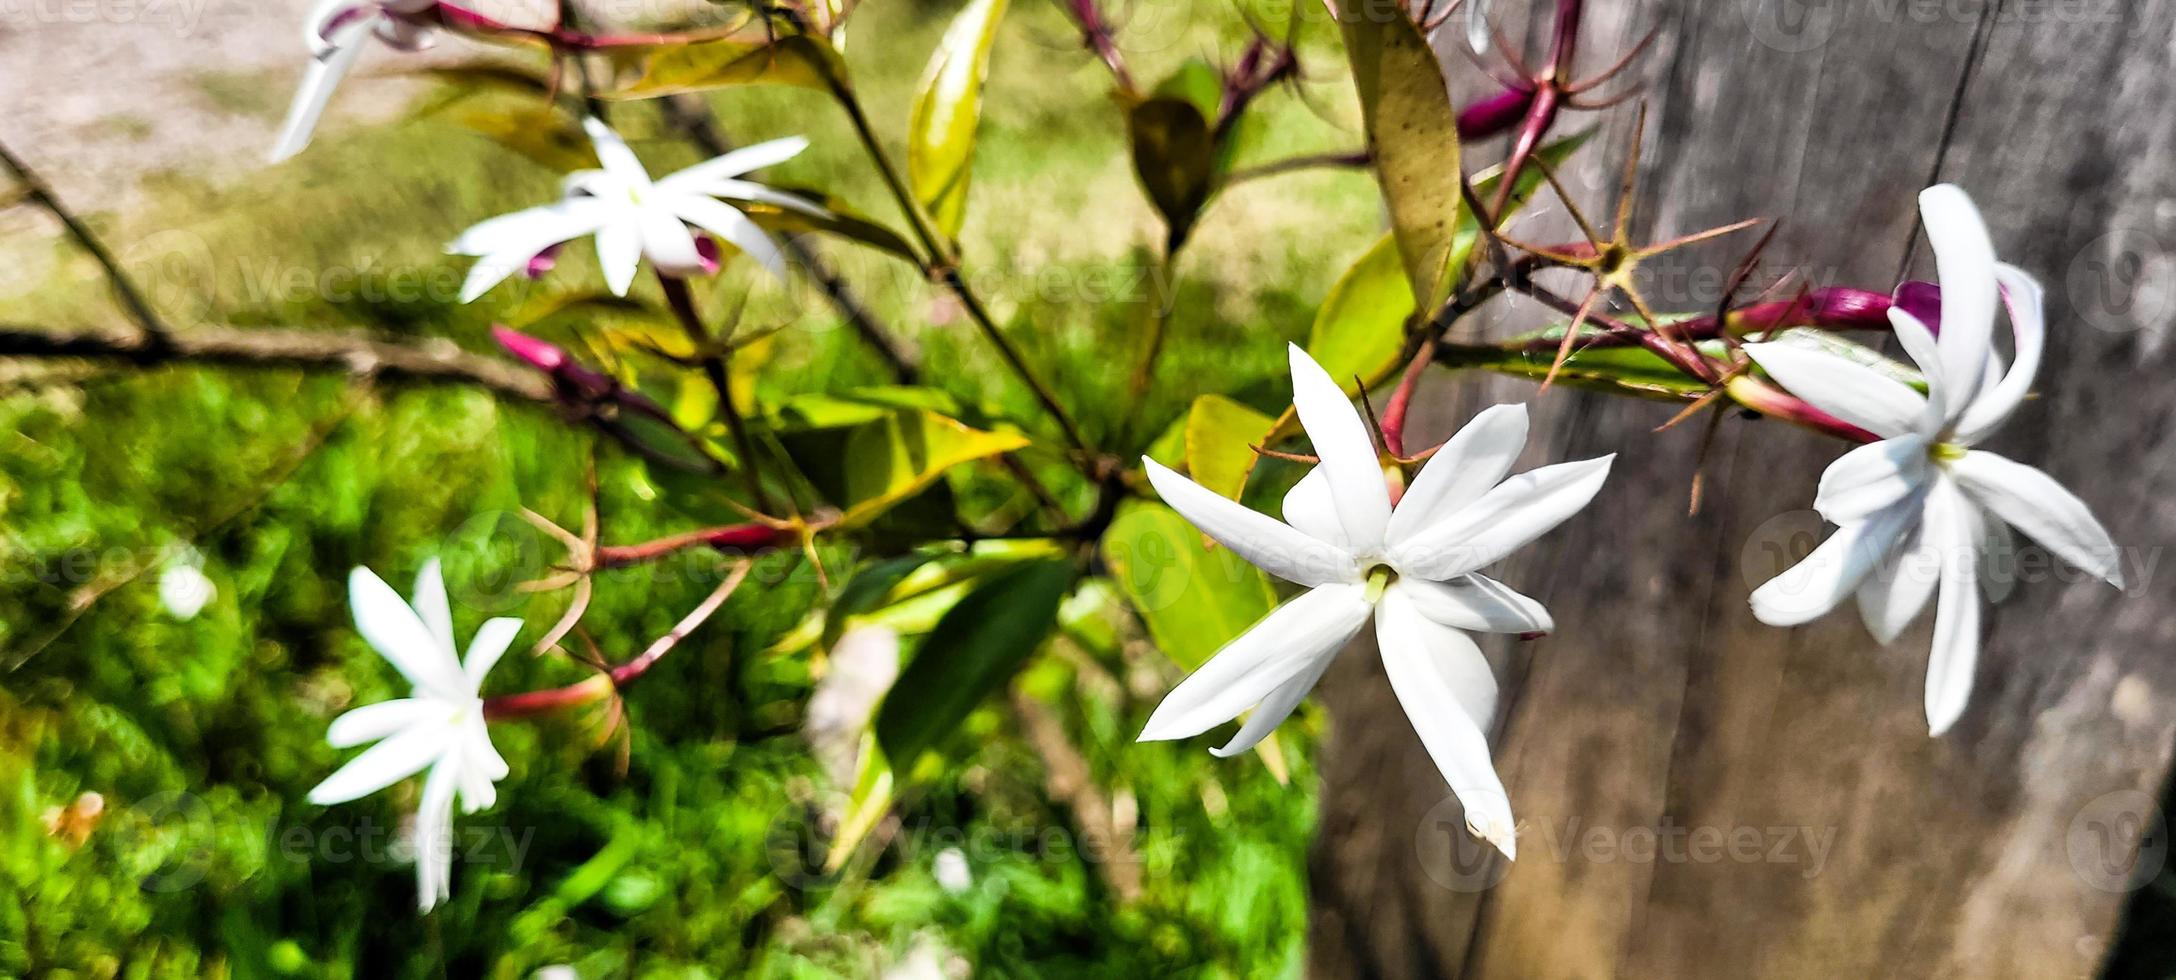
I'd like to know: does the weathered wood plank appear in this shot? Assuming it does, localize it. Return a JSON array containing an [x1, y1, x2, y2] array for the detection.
[[1310, 1, 2176, 976]]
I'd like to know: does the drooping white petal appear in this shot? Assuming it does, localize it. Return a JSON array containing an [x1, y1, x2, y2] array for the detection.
[[1375, 587, 1515, 858], [1378, 583, 1500, 727], [412, 559, 455, 659], [1919, 184, 1999, 421], [1286, 344, 1392, 553], [1399, 574, 1553, 636], [1814, 435, 1932, 524], [695, 179, 831, 218], [1855, 498, 1940, 643], [1887, 307, 1944, 390], [349, 567, 467, 697], [450, 199, 609, 302], [594, 212, 644, 297], [1142, 457, 1359, 587], [325, 698, 429, 748], [1748, 496, 1922, 627], [453, 720, 502, 814], [656, 136, 812, 190], [413, 754, 461, 911], [1388, 455, 1614, 582], [1742, 342, 1926, 439], [669, 194, 789, 280], [269, 13, 376, 163], [636, 203, 707, 278], [1949, 450, 2124, 587], [581, 116, 652, 187], [1137, 584, 1372, 742], [464, 713, 510, 781], [462, 617, 523, 689], [307, 718, 452, 804], [1955, 264, 2046, 443], [1208, 652, 1335, 759], [1282, 467, 1348, 548], [1385, 403, 1529, 544], [1924, 479, 1986, 736]]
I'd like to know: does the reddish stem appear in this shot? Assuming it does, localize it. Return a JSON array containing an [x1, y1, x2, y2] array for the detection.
[[593, 523, 790, 569], [1379, 339, 1437, 459], [482, 562, 751, 721]]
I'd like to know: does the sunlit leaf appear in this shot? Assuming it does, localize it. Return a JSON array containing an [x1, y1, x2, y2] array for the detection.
[[908, 0, 1009, 242], [824, 732, 894, 870], [1338, 1, 1461, 307], [822, 552, 942, 652], [446, 105, 598, 172], [1103, 502, 1278, 669], [741, 185, 920, 263], [1306, 233, 1412, 399], [1183, 395, 1273, 501], [605, 34, 847, 99], [770, 394, 1028, 529], [874, 557, 1075, 767]]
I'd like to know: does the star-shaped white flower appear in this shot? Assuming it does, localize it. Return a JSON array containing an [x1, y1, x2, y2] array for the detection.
[[270, 0, 438, 162], [308, 560, 521, 911], [1139, 344, 1615, 857], [448, 118, 822, 301], [1742, 184, 2124, 736]]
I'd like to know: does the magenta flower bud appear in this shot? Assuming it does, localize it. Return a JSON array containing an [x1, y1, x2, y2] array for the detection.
[[1806, 286, 1894, 330], [524, 243, 561, 280], [490, 325, 618, 402], [1457, 85, 1537, 141], [1891, 280, 1941, 334]]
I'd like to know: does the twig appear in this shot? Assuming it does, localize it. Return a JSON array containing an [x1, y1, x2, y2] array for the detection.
[[1006, 686, 1143, 902], [0, 140, 172, 347]]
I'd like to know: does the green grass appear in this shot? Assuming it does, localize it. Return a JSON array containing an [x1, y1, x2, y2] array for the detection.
[[0, 1, 1386, 975]]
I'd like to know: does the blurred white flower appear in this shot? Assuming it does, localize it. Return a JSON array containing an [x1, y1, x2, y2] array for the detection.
[[1744, 184, 2124, 736], [270, 0, 437, 162], [158, 557, 215, 620], [449, 118, 822, 300], [932, 847, 971, 894], [307, 559, 522, 911], [804, 624, 901, 786], [532, 968, 578, 980], [1139, 344, 1615, 858]]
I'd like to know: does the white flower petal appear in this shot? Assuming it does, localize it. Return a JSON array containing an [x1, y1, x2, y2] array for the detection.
[[1743, 342, 1926, 439], [268, 13, 375, 163], [349, 566, 466, 697], [582, 116, 652, 187], [325, 698, 428, 748], [1949, 450, 2124, 587], [656, 136, 811, 189], [1137, 584, 1371, 742], [413, 754, 461, 911], [1748, 496, 1922, 627], [1399, 574, 1553, 635], [1955, 264, 2046, 443], [637, 203, 706, 277], [1378, 583, 1500, 727], [464, 713, 509, 781], [447, 198, 606, 258], [1385, 403, 1529, 544], [1887, 307, 1944, 388], [463, 617, 523, 689], [1855, 500, 1939, 644], [1924, 479, 1986, 736], [1388, 455, 1614, 581], [695, 178, 830, 218], [1282, 467, 1348, 548], [595, 212, 643, 297], [670, 194, 788, 280], [412, 559, 455, 659], [1814, 435, 1932, 524], [1375, 587, 1515, 858], [1286, 344, 1392, 553], [307, 718, 451, 804], [1919, 184, 1999, 421], [1208, 651, 1335, 759], [1142, 457, 1359, 587]]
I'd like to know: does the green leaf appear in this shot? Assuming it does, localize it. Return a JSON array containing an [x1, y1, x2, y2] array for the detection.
[[1183, 395, 1273, 500], [1127, 97, 1217, 248], [908, 0, 1010, 242], [739, 185, 921, 263], [1338, 1, 1462, 308], [1103, 502, 1278, 669], [1442, 337, 1720, 401], [875, 558, 1075, 767], [1306, 233, 1413, 397], [605, 34, 848, 99], [771, 400, 1028, 529], [824, 732, 894, 871], [821, 552, 942, 652], [445, 104, 598, 172]]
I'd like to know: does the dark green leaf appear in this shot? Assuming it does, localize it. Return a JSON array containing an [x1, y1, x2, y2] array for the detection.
[[875, 558, 1074, 766]]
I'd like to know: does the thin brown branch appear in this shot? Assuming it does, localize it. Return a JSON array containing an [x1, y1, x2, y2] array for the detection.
[[0, 140, 172, 346]]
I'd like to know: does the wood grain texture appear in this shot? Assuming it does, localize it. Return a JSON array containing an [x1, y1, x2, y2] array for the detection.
[[1308, 2, 2176, 977]]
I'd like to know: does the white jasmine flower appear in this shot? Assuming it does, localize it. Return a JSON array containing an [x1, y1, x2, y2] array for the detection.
[[158, 556, 215, 620], [449, 118, 821, 301], [270, 0, 437, 162], [1139, 344, 1615, 858], [933, 847, 972, 894], [1743, 184, 2123, 736], [308, 560, 522, 911]]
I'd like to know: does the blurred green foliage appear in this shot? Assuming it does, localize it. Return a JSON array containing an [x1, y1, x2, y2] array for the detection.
[[0, 0, 1388, 974]]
